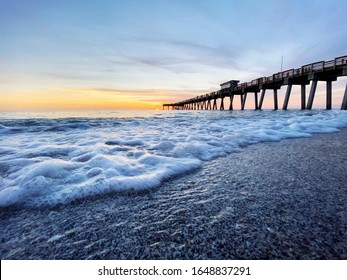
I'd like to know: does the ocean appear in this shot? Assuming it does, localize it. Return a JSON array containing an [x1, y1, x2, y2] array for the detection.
[[1, 109, 346, 208]]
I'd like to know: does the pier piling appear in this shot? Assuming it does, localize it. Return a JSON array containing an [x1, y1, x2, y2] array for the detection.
[[273, 89, 279, 110], [341, 84, 347, 110], [301, 85, 306, 110], [254, 91, 259, 110], [258, 89, 266, 110], [229, 95, 234, 110], [282, 84, 293, 110], [307, 80, 318, 110], [220, 97, 225, 110], [326, 80, 332, 110], [241, 93, 247, 110]]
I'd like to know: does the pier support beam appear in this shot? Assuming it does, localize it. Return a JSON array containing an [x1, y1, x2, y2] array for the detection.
[[220, 97, 225, 110], [229, 95, 234, 110], [241, 92, 248, 110], [326, 80, 332, 110], [259, 89, 266, 110], [341, 83, 347, 110], [307, 80, 318, 109], [212, 99, 217, 110], [282, 84, 292, 110], [274, 89, 278, 110], [301, 85, 306, 110], [254, 91, 259, 110]]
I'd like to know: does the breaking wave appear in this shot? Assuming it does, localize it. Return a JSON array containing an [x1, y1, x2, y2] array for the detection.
[[0, 110, 346, 208]]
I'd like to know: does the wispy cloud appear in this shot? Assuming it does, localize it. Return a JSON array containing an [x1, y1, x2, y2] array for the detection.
[[109, 37, 242, 72]]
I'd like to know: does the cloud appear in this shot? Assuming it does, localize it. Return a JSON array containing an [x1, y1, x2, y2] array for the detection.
[[103, 35, 243, 75]]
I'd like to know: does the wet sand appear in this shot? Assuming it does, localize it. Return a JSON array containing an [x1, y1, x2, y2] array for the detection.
[[1, 129, 346, 259]]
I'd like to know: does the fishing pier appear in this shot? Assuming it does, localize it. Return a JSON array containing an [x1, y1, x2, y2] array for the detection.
[[163, 55, 347, 110]]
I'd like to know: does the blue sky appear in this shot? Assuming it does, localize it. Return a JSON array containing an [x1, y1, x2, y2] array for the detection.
[[1, 0, 346, 109]]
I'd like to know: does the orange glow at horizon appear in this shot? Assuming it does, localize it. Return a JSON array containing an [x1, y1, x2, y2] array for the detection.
[[0, 87, 192, 111]]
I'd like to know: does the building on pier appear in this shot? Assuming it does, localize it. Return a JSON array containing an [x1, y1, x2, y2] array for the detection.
[[220, 80, 240, 90]]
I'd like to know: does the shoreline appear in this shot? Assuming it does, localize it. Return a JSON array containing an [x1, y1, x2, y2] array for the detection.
[[1, 128, 346, 259]]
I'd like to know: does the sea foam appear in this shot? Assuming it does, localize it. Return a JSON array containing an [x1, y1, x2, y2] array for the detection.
[[0, 110, 346, 208]]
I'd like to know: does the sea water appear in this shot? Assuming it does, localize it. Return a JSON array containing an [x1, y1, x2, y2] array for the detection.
[[0, 110, 346, 208]]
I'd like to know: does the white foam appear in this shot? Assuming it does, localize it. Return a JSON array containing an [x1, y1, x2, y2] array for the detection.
[[0, 110, 346, 207]]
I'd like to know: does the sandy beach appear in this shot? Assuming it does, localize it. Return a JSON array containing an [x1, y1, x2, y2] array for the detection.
[[1, 128, 346, 260]]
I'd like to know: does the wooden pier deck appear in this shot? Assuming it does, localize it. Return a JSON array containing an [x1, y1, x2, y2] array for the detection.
[[163, 55, 347, 110]]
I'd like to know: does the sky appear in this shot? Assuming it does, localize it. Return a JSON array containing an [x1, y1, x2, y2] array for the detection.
[[1, 0, 347, 111]]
